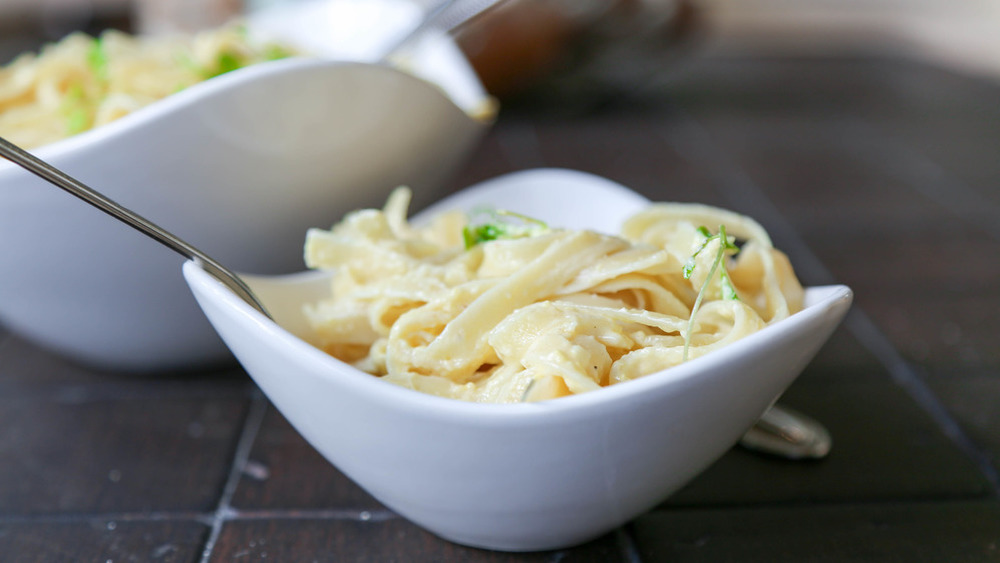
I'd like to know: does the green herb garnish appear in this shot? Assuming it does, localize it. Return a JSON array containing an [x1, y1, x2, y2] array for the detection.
[[681, 224, 740, 361], [175, 50, 244, 81], [87, 36, 109, 82], [205, 50, 244, 78], [61, 83, 92, 135], [262, 43, 296, 61], [65, 106, 90, 134], [462, 208, 549, 249]]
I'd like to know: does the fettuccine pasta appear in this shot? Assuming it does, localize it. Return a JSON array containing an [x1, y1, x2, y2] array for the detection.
[[304, 188, 804, 403], [0, 25, 295, 148]]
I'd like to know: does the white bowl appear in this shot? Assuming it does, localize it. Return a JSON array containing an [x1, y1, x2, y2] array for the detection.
[[183, 169, 853, 551], [0, 1, 492, 371]]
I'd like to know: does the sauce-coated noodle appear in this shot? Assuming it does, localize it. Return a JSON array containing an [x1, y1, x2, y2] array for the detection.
[[304, 188, 804, 403]]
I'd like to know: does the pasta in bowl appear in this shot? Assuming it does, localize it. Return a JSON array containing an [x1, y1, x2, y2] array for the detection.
[[301, 185, 804, 403], [0, 25, 298, 149], [184, 169, 852, 550]]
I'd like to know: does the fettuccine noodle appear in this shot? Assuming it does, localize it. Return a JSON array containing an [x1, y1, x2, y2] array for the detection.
[[304, 188, 804, 403], [0, 25, 295, 148]]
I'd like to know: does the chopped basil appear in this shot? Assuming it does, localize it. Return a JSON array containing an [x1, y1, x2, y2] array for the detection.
[[462, 209, 549, 249], [205, 51, 244, 78]]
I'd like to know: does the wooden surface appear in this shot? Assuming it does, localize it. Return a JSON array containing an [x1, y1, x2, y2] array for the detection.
[[2, 22, 1000, 562]]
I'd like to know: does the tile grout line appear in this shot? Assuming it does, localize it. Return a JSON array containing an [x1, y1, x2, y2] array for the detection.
[[616, 527, 644, 563], [4, 493, 989, 526], [220, 508, 398, 521], [656, 106, 1000, 495], [0, 508, 398, 526], [0, 511, 211, 525], [198, 388, 269, 563]]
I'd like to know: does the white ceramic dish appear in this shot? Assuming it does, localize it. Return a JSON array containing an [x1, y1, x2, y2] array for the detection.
[[0, 0, 492, 370], [183, 168, 853, 551]]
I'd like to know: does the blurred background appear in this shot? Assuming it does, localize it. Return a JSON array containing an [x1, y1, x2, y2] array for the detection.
[[3, 0, 1000, 100]]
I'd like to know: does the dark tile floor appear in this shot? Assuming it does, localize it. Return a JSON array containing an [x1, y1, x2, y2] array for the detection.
[[2, 23, 1000, 563]]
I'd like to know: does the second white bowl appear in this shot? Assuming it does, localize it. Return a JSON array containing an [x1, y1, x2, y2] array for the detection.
[[0, 4, 492, 371]]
